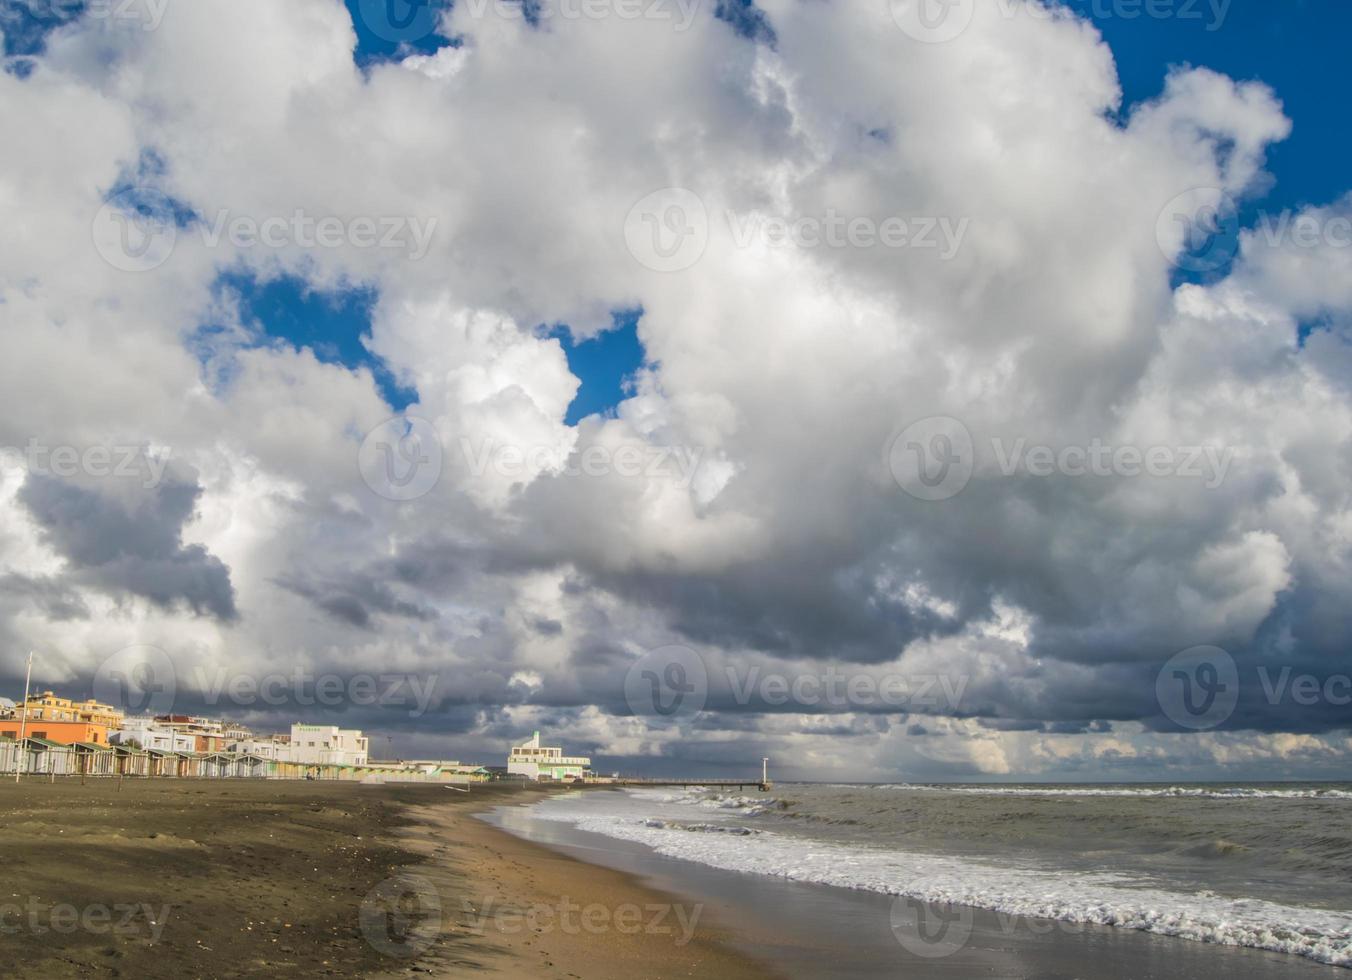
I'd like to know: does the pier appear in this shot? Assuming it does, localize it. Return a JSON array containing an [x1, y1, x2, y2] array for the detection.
[[608, 758, 772, 792]]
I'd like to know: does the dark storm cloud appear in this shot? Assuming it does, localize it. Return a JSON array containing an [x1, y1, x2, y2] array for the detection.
[[579, 557, 966, 664], [476, 454, 1352, 738], [531, 616, 563, 636], [0, 572, 89, 621], [18, 473, 237, 621], [277, 571, 438, 629], [979, 718, 1046, 732]]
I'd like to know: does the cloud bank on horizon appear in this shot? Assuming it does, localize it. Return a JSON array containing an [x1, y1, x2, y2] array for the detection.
[[1, 0, 1349, 780]]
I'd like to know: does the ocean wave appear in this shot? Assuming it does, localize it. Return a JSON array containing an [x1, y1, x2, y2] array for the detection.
[[1176, 839, 1252, 860], [699, 794, 783, 815], [533, 800, 1352, 968], [643, 818, 758, 836], [632, 789, 786, 816], [865, 785, 1352, 800]]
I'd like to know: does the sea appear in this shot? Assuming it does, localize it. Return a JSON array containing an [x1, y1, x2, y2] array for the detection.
[[488, 782, 1352, 972]]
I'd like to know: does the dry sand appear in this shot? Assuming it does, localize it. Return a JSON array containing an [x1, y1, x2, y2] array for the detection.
[[0, 779, 775, 979]]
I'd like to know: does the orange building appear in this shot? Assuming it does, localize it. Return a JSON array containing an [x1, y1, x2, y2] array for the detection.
[[0, 719, 110, 745], [13, 691, 124, 729]]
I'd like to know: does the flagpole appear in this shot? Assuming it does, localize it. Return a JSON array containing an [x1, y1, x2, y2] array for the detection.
[[15, 650, 33, 783]]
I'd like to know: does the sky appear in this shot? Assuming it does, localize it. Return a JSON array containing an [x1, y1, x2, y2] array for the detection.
[[1, 0, 1350, 782]]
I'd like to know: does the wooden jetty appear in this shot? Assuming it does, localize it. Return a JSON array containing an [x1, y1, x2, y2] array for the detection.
[[608, 759, 772, 792]]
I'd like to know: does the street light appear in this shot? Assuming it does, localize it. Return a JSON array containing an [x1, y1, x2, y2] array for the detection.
[[14, 651, 33, 783]]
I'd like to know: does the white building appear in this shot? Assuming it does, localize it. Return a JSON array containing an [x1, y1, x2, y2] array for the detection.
[[507, 731, 591, 781], [154, 715, 227, 753], [286, 723, 368, 766], [226, 737, 284, 760], [111, 716, 196, 753]]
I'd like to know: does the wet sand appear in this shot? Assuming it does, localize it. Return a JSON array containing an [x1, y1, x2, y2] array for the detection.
[[375, 792, 775, 979], [0, 779, 774, 979]]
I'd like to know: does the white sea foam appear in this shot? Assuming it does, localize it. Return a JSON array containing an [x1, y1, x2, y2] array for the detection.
[[530, 790, 1352, 967], [631, 788, 778, 813]]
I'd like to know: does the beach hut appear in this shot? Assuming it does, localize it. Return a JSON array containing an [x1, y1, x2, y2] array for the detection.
[[15, 736, 70, 776], [234, 753, 270, 778], [111, 744, 150, 777], [145, 747, 183, 777], [198, 752, 233, 778], [0, 735, 16, 775], [269, 758, 307, 780], [71, 741, 118, 777]]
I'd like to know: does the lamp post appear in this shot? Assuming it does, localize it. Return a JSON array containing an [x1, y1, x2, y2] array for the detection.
[[15, 651, 33, 783]]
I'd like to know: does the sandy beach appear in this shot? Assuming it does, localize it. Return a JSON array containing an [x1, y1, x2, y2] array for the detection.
[[5, 778, 1344, 979], [0, 779, 773, 979], [374, 792, 772, 979]]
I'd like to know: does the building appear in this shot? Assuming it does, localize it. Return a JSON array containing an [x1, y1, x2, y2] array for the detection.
[[0, 719, 110, 745], [9, 691, 124, 730], [222, 722, 253, 742], [286, 724, 368, 766], [404, 760, 494, 779], [75, 698, 125, 729], [110, 716, 196, 753], [507, 731, 591, 781], [13, 691, 79, 721], [225, 737, 285, 760], [154, 715, 227, 754]]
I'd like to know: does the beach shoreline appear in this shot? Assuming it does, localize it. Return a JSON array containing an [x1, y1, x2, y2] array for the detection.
[[487, 787, 1352, 979], [376, 787, 776, 979], [0, 779, 775, 979], [5, 777, 1346, 979]]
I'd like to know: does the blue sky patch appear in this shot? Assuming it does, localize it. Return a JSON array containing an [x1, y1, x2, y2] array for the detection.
[[344, 0, 457, 66], [552, 309, 646, 426], [1090, 0, 1352, 286], [1095, 0, 1351, 212], [0, 0, 83, 57], [207, 271, 416, 411]]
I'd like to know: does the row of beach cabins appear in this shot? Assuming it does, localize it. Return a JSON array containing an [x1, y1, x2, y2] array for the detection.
[[0, 736, 492, 783]]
